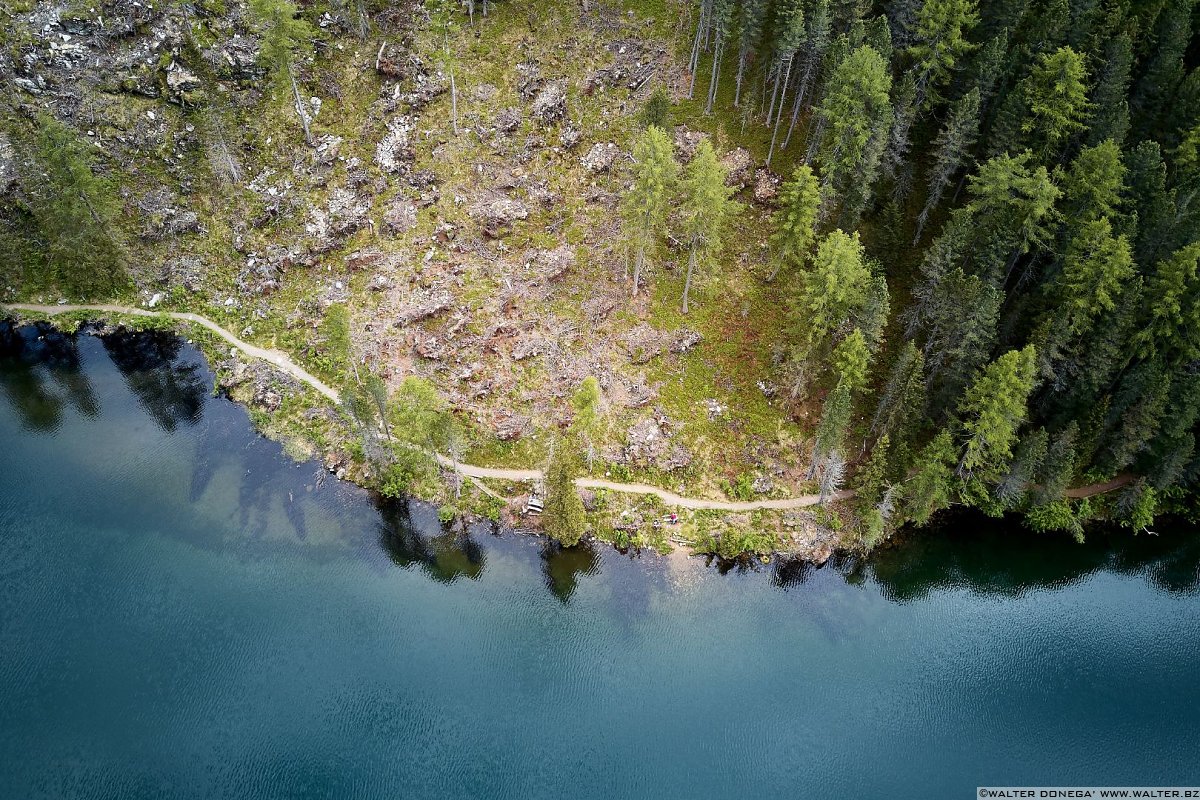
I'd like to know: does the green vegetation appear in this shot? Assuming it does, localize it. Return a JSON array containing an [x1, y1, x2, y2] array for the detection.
[[543, 441, 587, 547], [4, 0, 1200, 557]]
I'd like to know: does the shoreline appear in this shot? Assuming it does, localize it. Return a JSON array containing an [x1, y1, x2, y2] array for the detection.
[[1, 304, 1135, 564]]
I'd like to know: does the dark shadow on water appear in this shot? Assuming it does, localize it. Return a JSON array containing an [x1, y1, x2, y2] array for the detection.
[[100, 327, 206, 432], [0, 320, 96, 432], [864, 508, 1200, 602], [377, 498, 486, 584], [541, 540, 600, 603], [7, 321, 1199, 603]]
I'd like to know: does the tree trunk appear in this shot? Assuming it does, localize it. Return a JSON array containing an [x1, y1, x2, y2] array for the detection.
[[450, 69, 459, 135], [687, 0, 710, 99], [632, 246, 645, 297], [765, 60, 783, 126], [734, 50, 747, 107], [682, 246, 697, 313], [767, 55, 794, 166], [288, 65, 313, 146], [705, 34, 723, 114]]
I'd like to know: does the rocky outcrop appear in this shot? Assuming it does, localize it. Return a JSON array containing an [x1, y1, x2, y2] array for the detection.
[[581, 142, 619, 173]]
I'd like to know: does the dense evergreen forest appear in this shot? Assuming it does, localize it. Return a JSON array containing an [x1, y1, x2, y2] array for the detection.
[[655, 0, 1200, 540]]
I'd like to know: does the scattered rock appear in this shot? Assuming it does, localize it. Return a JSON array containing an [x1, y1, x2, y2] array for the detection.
[[469, 193, 529, 234], [529, 245, 575, 281], [395, 289, 453, 326], [669, 328, 703, 354], [414, 336, 445, 359], [624, 323, 667, 364], [721, 147, 753, 189], [382, 199, 417, 235], [494, 413, 528, 440], [374, 117, 414, 173], [254, 386, 282, 412], [751, 475, 774, 495], [624, 416, 692, 472], [374, 43, 409, 79], [581, 142, 619, 173], [495, 106, 522, 133], [367, 274, 393, 292], [473, 83, 498, 102], [559, 126, 582, 149], [165, 63, 203, 104], [516, 62, 542, 98], [673, 126, 708, 163], [531, 80, 567, 123], [753, 168, 781, 205], [344, 249, 385, 271], [703, 398, 727, 419], [326, 188, 369, 236]]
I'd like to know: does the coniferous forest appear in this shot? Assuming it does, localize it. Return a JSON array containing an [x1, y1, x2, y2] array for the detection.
[[671, 0, 1200, 540]]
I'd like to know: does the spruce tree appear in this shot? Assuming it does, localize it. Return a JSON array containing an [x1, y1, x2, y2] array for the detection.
[[813, 45, 893, 224], [905, 0, 979, 108], [957, 345, 1039, 479], [904, 430, 957, 525], [543, 443, 586, 548], [794, 229, 872, 361], [733, 0, 768, 107], [914, 88, 981, 243], [622, 126, 678, 297], [679, 139, 741, 313], [20, 115, 128, 299], [768, 165, 821, 281], [250, 0, 317, 144], [1018, 46, 1091, 158]]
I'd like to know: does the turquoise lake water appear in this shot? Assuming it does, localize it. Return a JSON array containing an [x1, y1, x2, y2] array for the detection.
[[2, 321, 1198, 798]]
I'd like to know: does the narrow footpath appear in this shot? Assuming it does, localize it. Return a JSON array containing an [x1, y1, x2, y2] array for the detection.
[[5, 303, 1131, 508]]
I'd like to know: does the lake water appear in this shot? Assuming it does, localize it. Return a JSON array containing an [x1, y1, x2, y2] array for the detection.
[[2, 321, 1199, 799]]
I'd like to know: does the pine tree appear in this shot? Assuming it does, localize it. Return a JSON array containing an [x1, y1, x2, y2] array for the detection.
[[957, 345, 1038, 479], [424, 0, 460, 136], [882, 73, 919, 199], [705, 0, 735, 115], [768, 165, 821, 281], [622, 126, 678, 297], [813, 45, 893, 224], [543, 442, 586, 547], [1018, 46, 1092, 158], [250, 0, 317, 144], [783, 0, 832, 148], [1087, 33, 1133, 147], [1034, 422, 1077, 504], [766, 0, 807, 165], [1052, 218, 1134, 338], [869, 340, 926, 449], [905, 0, 979, 108], [570, 376, 603, 470], [1124, 141, 1175, 267], [963, 151, 1061, 284], [1130, 0, 1191, 141], [19, 116, 128, 299], [995, 427, 1047, 508], [904, 429, 957, 525], [914, 88, 981, 243], [679, 140, 740, 314], [1133, 242, 1200, 363], [1060, 140, 1125, 224], [733, 0, 768, 107], [809, 380, 853, 477], [855, 433, 892, 507], [833, 328, 871, 393], [794, 229, 872, 361]]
